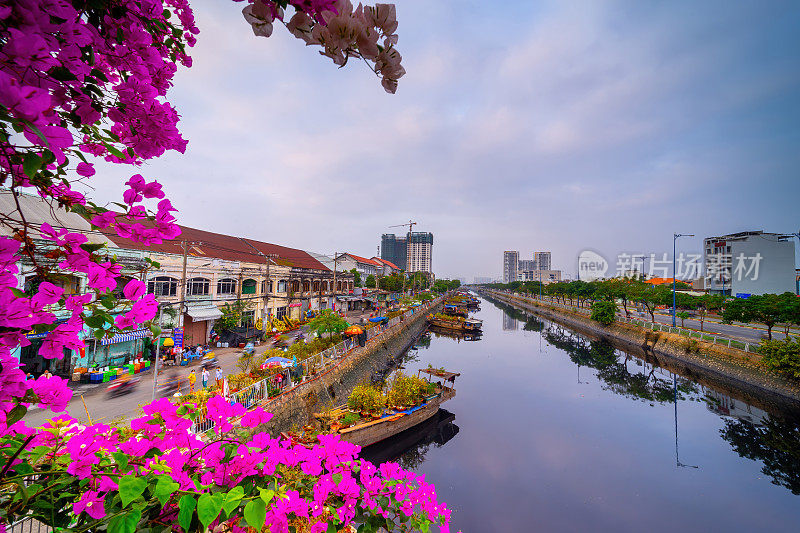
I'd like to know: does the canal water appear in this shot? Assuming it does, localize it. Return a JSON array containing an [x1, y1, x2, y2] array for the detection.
[[360, 294, 800, 532]]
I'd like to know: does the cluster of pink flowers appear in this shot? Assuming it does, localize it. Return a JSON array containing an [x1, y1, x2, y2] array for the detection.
[[242, 0, 405, 93], [7, 400, 451, 532]]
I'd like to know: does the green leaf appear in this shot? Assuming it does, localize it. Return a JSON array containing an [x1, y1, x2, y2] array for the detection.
[[111, 452, 129, 471], [108, 509, 141, 533], [332, 473, 343, 485], [327, 523, 338, 533], [258, 488, 275, 505], [178, 495, 197, 531], [84, 314, 105, 328], [243, 499, 266, 530], [80, 242, 105, 253], [153, 476, 180, 506], [197, 492, 224, 528], [222, 486, 244, 517], [22, 153, 43, 178], [6, 405, 27, 425], [118, 475, 147, 507]]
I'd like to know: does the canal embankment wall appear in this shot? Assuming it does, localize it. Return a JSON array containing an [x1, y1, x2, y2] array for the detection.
[[481, 290, 800, 412], [258, 300, 442, 434]]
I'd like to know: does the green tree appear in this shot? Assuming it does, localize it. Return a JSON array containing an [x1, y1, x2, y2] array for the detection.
[[723, 294, 784, 340], [306, 309, 349, 338], [777, 292, 800, 338], [758, 337, 800, 379], [215, 299, 253, 332], [365, 274, 376, 288], [350, 268, 362, 287], [591, 300, 618, 326], [696, 293, 724, 332], [379, 273, 404, 292], [676, 311, 690, 327]]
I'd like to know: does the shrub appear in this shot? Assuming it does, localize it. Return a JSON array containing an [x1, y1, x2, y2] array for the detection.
[[591, 300, 618, 326], [347, 385, 386, 414], [758, 338, 800, 379], [386, 373, 433, 408]]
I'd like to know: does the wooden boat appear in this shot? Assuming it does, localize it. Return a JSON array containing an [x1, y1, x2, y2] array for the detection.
[[442, 304, 468, 317], [427, 314, 483, 332], [429, 325, 483, 341], [286, 369, 460, 448]]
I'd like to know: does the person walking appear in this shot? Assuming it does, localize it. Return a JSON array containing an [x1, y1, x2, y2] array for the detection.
[[202, 367, 209, 389], [188, 369, 196, 393], [215, 367, 223, 389]]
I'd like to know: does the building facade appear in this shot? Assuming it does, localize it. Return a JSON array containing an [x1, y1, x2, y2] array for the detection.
[[380, 234, 407, 271], [407, 232, 433, 273], [534, 251, 552, 271], [336, 253, 380, 279], [503, 251, 519, 283], [703, 231, 796, 296], [105, 223, 351, 345], [519, 269, 562, 284]]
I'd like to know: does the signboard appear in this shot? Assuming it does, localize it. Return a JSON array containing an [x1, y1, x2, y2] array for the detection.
[[735, 293, 751, 299], [172, 327, 184, 348]]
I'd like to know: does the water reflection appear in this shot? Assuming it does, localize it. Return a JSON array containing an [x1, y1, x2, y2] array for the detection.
[[360, 408, 460, 469], [429, 327, 483, 342], [542, 325, 700, 404], [487, 293, 800, 498]]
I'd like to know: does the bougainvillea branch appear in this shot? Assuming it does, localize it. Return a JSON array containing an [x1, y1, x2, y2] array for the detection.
[[0, 0, 441, 531]]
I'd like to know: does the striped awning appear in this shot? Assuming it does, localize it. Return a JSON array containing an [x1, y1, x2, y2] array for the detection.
[[101, 328, 150, 346]]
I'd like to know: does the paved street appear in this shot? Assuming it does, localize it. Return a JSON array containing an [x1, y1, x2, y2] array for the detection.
[[647, 311, 798, 343], [24, 345, 261, 428]]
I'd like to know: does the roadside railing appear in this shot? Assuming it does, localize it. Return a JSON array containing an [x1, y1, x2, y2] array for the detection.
[[9, 517, 50, 533], [487, 290, 762, 354], [189, 295, 444, 436]]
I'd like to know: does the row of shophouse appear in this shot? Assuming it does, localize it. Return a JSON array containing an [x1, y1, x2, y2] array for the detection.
[[5, 191, 358, 377]]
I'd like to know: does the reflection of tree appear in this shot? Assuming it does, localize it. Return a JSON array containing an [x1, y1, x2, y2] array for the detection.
[[414, 333, 432, 349], [543, 326, 698, 403], [523, 315, 544, 332], [720, 416, 800, 495], [485, 295, 530, 324]]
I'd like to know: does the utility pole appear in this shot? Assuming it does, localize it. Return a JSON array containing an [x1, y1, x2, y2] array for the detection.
[[332, 252, 339, 313], [672, 233, 694, 326], [151, 305, 164, 401], [178, 240, 188, 334], [263, 253, 277, 323]]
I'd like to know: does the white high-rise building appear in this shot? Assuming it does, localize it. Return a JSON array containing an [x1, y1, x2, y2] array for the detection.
[[407, 232, 433, 273], [534, 251, 551, 271], [503, 251, 519, 283]]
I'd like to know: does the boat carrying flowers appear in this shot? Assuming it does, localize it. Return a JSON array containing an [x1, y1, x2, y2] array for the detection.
[[283, 368, 460, 448]]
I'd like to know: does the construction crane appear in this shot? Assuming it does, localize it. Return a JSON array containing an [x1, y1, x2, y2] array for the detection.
[[388, 220, 417, 234]]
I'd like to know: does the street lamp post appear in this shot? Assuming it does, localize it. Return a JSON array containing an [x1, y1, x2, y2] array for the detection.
[[672, 233, 694, 326]]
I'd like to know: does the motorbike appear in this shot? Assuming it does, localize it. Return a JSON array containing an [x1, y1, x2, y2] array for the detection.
[[106, 377, 140, 398], [157, 377, 182, 397], [200, 356, 219, 370]]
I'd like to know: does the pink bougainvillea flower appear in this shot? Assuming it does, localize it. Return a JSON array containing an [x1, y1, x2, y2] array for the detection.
[[73, 490, 106, 519], [76, 162, 95, 177], [240, 407, 273, 427], [31, 375, 72, 412], [123, 279, 146, 301]]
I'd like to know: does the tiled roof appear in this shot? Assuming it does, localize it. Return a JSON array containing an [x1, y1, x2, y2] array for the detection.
[[372, 257, 400, 270], [101, 222, 329, 271], [344, 253, 380, 266]]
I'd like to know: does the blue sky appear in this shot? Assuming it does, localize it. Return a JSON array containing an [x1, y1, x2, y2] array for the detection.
[[88, 0, 800, 279]]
